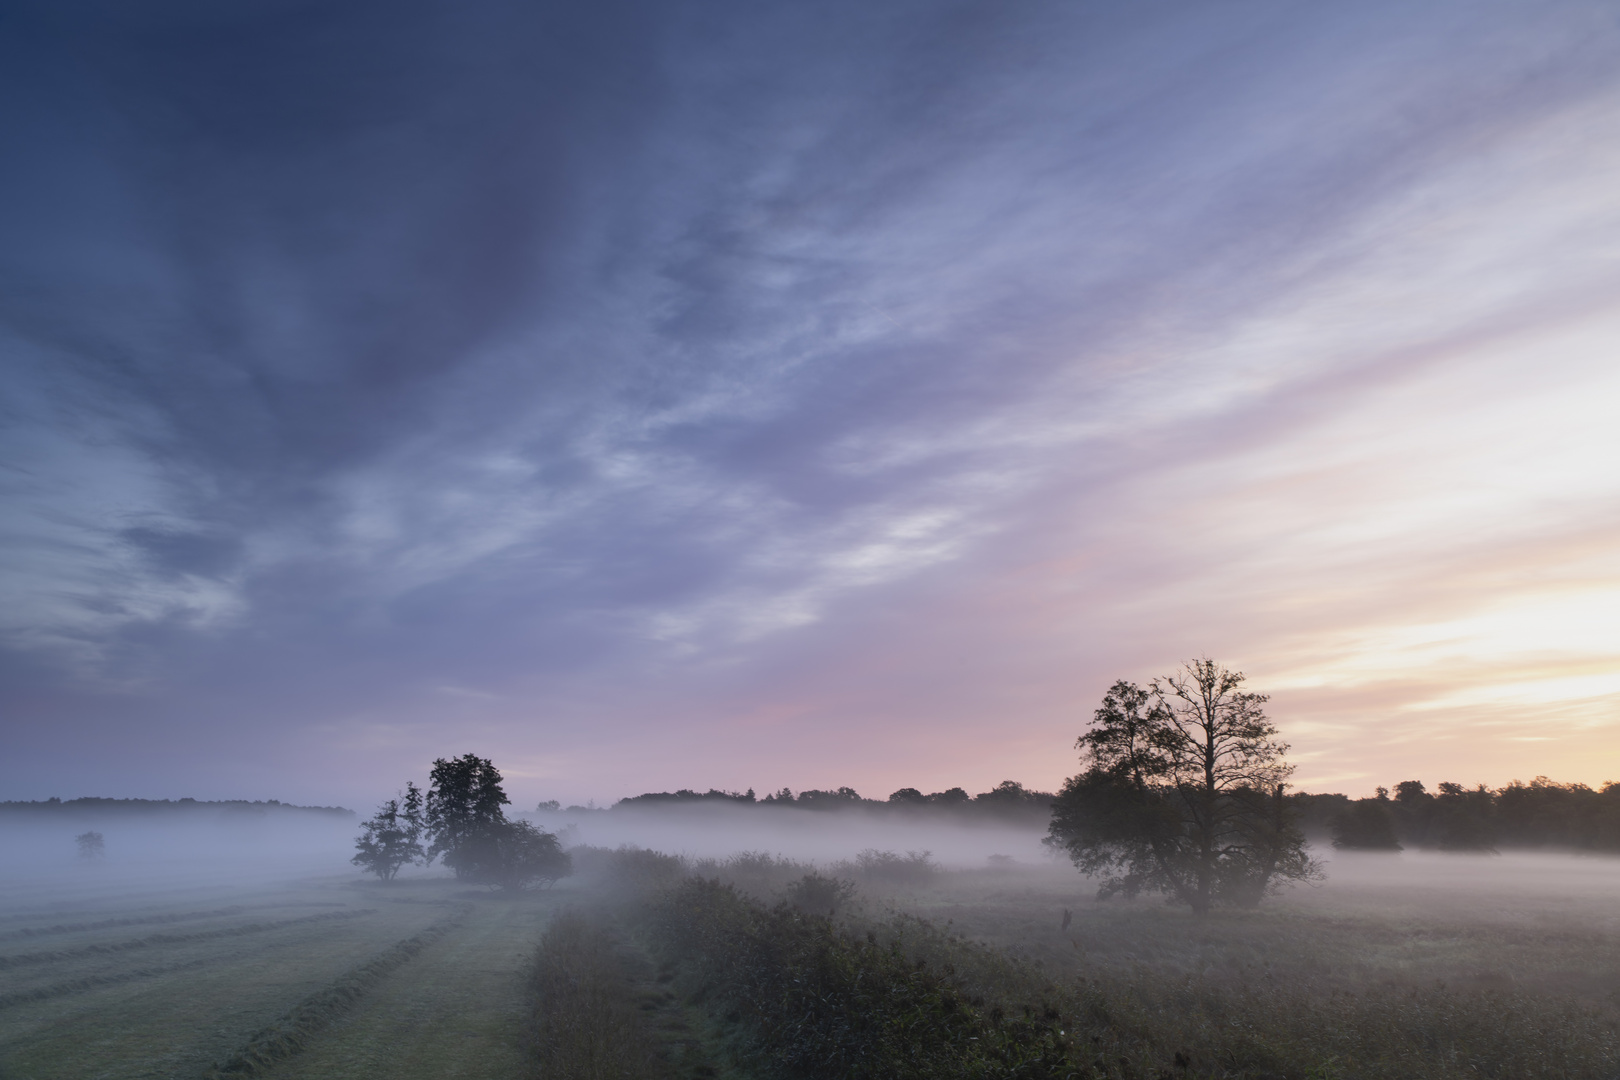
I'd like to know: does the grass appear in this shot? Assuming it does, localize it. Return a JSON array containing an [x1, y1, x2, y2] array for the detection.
[[0, 873, 548, 1080], [210, 904, 469, 1077], [258, 893, 551, 1080], [854, 857, 1620, 1078], [556, 847, 1620, 1079], [6, 843, 1620, 1080], [526, 910, 665, 1080]]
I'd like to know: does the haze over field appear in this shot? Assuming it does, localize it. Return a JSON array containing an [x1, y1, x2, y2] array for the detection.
[[3, 0, 1620, 810]]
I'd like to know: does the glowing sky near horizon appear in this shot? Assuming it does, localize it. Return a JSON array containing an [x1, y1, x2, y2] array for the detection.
[[3, 0, 1619, 807]]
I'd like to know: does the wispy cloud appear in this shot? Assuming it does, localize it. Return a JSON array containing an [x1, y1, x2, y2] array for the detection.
[[1, 0, 1617, 802]]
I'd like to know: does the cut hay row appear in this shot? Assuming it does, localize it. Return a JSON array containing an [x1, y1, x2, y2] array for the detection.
[[0, 905, 249, 943], [207, 904, 471, 1078], [0, 908, 375, 970], [0, 955, 217, 1010]]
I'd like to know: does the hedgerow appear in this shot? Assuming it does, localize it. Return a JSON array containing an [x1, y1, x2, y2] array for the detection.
[[653, 877, 1103, 1080]]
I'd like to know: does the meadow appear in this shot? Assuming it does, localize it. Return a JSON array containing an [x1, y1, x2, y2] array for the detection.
[[3, 835, 1619, 1079]]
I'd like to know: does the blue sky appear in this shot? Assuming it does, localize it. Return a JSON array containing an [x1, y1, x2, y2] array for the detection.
[[3, 0, 1619, 807]]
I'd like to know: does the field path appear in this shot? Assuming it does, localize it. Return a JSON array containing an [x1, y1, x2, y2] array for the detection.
[[260, 893, 555, 1080]]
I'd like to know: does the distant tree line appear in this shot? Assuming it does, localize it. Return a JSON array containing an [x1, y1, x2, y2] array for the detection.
[[1297, 777, 1620, 853], [556, 780, 1055, 818], [0, 797, 353, 819], [353, 754, 571, 890]]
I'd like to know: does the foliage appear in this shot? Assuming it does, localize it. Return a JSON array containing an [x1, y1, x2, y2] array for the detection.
[[845, 848, 938, 886], [652, 878, 1093, 1080], [793, 786, 866, 809], [614, 787, 756, 806], [526, 911, 660, 1080], [351, 782, 425, 881], [351, 755, 570, 889], [452, 819, 573, 891], [1330, 796, 1402, 850], [1047, 660, 1319, 913], [687, 851, 817, 899], [600, 782, 1054, 818], [75, 831, 105, 859], [425, 754, 511, 878], [783, 871, 857, 915], [972, 780, 1049, 813]]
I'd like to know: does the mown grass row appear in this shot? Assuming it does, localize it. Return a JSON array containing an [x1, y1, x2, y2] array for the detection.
[[0, 908, 375, 969], [0, 905, 248, 943], [0, 955, 218, 1009], [207, 904, 470, 1078]]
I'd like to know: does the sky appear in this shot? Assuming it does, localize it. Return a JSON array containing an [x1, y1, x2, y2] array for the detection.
[[3, 0, 1619, 809]]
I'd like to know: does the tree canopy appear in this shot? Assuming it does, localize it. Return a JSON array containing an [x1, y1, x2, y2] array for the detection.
[[448, 818, 573, 891], [426, 754, 511, 878], [1046, 659, 1319, 914]]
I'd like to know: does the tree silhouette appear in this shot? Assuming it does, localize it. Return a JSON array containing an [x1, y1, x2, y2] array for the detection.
[[1047, 660, 1319, 914], [1331, 795, 1401, 850], [451, 819, 573, 891], [352, 782, 426, 881], [426, 754, 510, 879]]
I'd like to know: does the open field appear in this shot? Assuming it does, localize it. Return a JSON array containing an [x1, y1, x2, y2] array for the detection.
[[4, 841, 1620, 1078], [894, 851, 1620, 1005], [625, 846, 1620, 1078], [0, 869, 557, 1080]]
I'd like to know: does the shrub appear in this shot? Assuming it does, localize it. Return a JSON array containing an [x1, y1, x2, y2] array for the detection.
[[652, 878, 1089, 1080], [784, 872, 856, 916], [454, 820, 572, 891], [850, 848, 938, 886], [526, 910, 658, 1079]]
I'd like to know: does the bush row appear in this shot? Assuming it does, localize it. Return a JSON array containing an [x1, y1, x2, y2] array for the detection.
[[651, 876, 1102, 1080]]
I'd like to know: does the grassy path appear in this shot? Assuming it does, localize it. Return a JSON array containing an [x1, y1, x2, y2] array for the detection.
[[260, 893, 556, 1080]]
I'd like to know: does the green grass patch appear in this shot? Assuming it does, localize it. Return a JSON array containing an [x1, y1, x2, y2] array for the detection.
[[209, 904, 470, 1077]]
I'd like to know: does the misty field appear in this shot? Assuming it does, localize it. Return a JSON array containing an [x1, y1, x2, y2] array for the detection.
[[3, 844, 1619, 1079], [0, 869, 553, 1080]]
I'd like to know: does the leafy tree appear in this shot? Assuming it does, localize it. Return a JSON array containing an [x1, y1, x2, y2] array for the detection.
[[1434, 781, 1498, 851], [76, 831, 105, 859], [426, 754, 511, 878], [796, 787, 863, 809], [1331, 797, 1402, 850], [420, 754, 571, 888], [972, 780, 1048, 812], [1046, 660, 1320, 914], [451, 818, 573, 891], [352, 782, 426, 881]]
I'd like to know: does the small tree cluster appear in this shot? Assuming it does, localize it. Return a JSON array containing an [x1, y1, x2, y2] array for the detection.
[[75, 831, 105, 859], [352, 754, 571, 890]]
